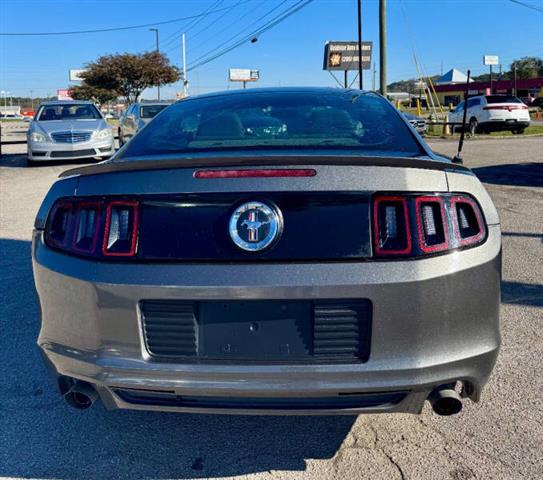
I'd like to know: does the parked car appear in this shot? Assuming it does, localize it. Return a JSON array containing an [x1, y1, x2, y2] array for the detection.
[[118, 101, 172, 146], [27, 100, 114, 165], [33, 88, 500, 416], [530, 97, 543, 109], [402, 111, 428, 134], [449, 94, 530, 134]]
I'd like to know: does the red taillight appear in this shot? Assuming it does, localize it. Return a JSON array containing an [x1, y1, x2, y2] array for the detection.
[[483, 105, 524, 111], [72, 202, 101, 254], [45, 198, 139, 258], [450, 195, 485, 246], [415, 196, 449, 253], [102, 200, 139, 256], [194, 169, 317, 179], [373, 195, 412, 256], [372, 193, 485, 258]]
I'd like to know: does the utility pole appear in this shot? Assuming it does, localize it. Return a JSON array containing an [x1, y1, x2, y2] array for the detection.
[[379, 0, 387, 96], [344, 70, 348, 88], [372, 62, 376, 91], [357, 0, 363, 90], [513, 64, 517, 96], [149, 28, 160, 100], [30, 90, 34, 111], [181, 33, 188, 97], [489, 65, 493, 94]]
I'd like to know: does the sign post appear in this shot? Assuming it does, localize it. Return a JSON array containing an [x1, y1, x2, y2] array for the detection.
[[483, 55, 499, 94], [323, 41, 373, 89], [229, 69, 259, 88]]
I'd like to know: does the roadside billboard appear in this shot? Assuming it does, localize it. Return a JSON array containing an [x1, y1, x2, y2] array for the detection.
[[323, 41, 373, 71], [229, 69, 259, 82], [483, 55, 499, 66], [69, 69, 86, 81]]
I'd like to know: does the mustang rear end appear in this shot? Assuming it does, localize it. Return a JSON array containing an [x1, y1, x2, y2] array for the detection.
[[32, 88, 500, 415]]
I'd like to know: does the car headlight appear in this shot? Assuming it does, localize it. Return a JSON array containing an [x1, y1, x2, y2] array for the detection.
[[94, 128, 112, 139], [30, 131, 47, 143]]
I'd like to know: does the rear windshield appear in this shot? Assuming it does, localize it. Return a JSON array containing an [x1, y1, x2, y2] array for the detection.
[[37, 104, 101, 121], [485, 95, 522, 104], [140, 104, 168, 119], [119, 91, 424, 158]]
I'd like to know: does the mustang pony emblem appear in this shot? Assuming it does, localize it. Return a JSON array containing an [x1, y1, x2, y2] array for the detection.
[[229, 201, 283, 252]]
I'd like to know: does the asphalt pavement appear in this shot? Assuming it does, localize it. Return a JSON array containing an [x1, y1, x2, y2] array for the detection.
[[0, 136, 541, 480]]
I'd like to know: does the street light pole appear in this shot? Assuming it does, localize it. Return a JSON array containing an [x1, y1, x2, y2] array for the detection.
[[149, 28, 160, 100], [379, 0, 387, 97], [182, 33, 188, 97], [357, 0, 363, 90]]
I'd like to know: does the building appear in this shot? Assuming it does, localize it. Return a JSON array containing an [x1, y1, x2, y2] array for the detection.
[[433, 68, 543, 106]]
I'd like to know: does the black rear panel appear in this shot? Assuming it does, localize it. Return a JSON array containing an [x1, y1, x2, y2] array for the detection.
[[141, 299, 372, 364], [138, 192, 371, 261]]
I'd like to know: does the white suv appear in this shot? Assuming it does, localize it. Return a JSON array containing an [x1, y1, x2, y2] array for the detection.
[[449, 94, 530, 135]]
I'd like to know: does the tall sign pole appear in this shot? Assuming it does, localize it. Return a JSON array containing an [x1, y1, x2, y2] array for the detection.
[[379, 0, 387, 96], [150, 28, 160, 100], [182, 33, 188, 97], [357, 0, 363, 89]]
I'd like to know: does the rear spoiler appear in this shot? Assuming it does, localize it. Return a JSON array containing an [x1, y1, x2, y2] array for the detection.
[[59, 154, 470, 178]]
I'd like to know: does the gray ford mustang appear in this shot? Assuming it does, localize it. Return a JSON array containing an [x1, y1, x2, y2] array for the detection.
[[32, 87, 501, 416]]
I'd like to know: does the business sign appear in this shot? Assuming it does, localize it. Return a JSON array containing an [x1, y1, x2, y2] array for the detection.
[[483, 55, 499, 66], [323, 41, 373, 71], [69, 69, 86, 82], [229, 69, 259, 82], [57, 89, 73, 100]]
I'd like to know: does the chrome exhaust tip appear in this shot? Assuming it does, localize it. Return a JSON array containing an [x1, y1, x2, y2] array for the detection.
[[429, 386, 463, 416], [63, 380, 98, 410]]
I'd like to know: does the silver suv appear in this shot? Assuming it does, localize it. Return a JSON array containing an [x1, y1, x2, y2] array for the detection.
[[118, 102, 172, 146], [27, 101, 114, 165]]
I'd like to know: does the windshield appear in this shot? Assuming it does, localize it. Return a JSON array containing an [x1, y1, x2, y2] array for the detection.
[[37, 104, 101, 121], [140, 104, 168, 119], [119, 91, 424, 158], [485, 95, 522, 104]]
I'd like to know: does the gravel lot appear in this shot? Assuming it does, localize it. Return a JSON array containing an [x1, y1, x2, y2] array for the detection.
[[1, 136, 542, 480]]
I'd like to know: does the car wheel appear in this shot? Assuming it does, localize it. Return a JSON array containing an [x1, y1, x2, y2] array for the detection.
[[516, 128, 525, 135], [469, 117, 478, 136]]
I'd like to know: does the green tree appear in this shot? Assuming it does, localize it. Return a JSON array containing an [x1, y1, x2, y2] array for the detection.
[[77, 51, 179, 104], [70, 84, 118, 105], [510, 57, 543, 79]]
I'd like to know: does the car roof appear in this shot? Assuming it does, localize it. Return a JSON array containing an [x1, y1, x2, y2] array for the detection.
[[178, 86, 373, 103], [39, 100, 96, 106]]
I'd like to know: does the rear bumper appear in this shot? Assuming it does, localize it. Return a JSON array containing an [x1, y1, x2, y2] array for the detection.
[[480, 120, 530, 130], [33, 226, 501, 415]]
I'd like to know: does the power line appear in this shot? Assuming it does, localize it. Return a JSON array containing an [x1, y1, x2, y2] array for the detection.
[[187, 0, 313, 72], [507, 0, 543, 14], [160, 0, 226, 50], [0, 3, 252, 36], [165, 0, 285, 57]]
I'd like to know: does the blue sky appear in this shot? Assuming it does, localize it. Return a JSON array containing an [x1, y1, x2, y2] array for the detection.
[[1, 0, 542, 99]]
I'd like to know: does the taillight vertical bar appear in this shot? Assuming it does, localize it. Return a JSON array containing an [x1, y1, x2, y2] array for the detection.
[[102, 200, 139, 257], [450, 195, 485, 246], [372, 195, 412, 256], [415, 196, 450, 253], [72, 201, 101, 254]]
